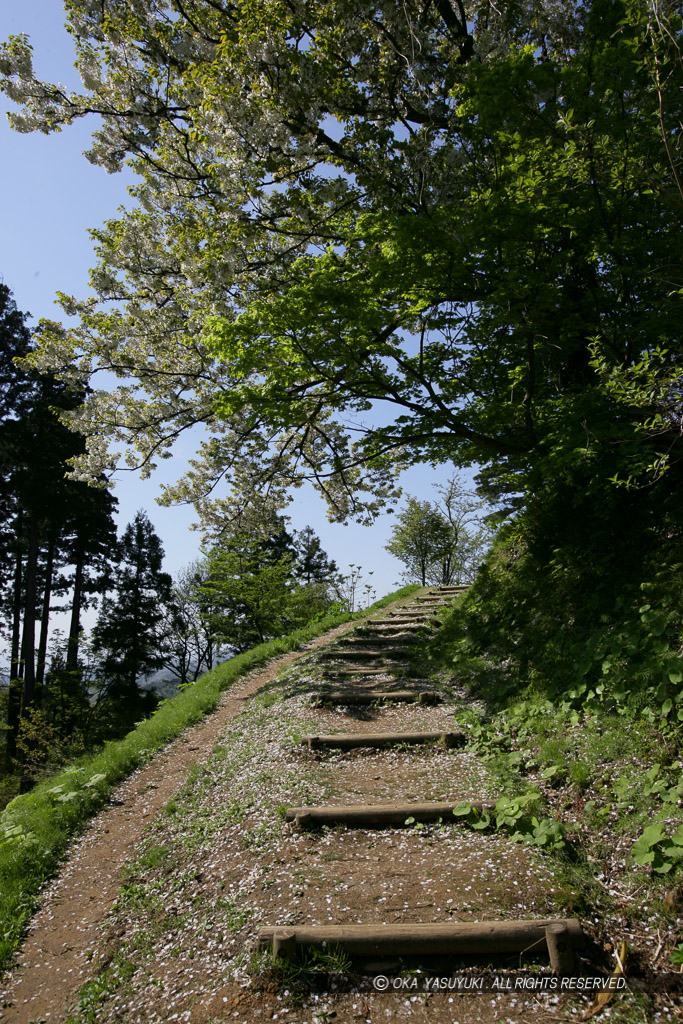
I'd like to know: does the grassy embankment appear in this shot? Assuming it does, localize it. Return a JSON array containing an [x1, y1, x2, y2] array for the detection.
[[415, 585, 683, 980], [0, 585, 419, 973]]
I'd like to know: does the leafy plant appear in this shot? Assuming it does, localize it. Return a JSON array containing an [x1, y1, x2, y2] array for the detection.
[[272, 943, 352, 987], [452, 792, 566, 851], [632, 823, 683, 874]]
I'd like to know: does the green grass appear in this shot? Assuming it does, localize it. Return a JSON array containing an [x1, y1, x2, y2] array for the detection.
[[0, 584, 419, 973], [271, 943, 353, 990]]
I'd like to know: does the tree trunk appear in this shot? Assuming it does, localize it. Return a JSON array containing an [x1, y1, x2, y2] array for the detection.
[[36, 534, 55, 685], [6, 547, 23, 764], [66, 550, 84, 670], [10, 545, 22, 681], [20, 513, 39, 713]]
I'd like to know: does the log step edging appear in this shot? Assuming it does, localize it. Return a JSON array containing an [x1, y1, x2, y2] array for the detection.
[[285, 800, 492, 828], [330, 645, 412, 654], [369, 616, 439, 625], [321, 665, 407, 675], [378, 612, 440, 619], [301, 730, 465, 750], [258, 919, 584, 973], [363, 619, 431, 625], [314, 690, 441, 706], [321, 648, 408, 659]]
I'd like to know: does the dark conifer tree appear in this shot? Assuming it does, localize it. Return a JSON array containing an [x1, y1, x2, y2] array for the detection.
[[62, 487, 119, 671], [294, 526, 337, 583], [0, 284, 33, 761], [93, 511, 173, 726], [0, 284, 120, 769]]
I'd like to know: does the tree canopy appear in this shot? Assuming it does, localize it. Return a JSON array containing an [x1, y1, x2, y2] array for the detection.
[[387, 478, 492, 585], [1, 0, 681, 530], [198, 523, 337, 651]]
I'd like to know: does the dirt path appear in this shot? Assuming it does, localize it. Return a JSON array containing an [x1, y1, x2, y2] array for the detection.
[[4, 588, 586, 1024], [0, 591, 592, 1024], [0, 619, 360, 1024]]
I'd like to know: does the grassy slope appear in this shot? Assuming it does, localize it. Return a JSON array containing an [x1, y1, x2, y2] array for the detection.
[[418, 589, 683, 983], [0, 586, 419, 973]]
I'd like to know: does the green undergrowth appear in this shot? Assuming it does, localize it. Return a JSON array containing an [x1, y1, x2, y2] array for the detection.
[[0, 585, 419, 974], [449, 792, 567, 851], [418, 584, 683, 971], [267, 943, 353, 999], [424, 572, 683, 849]]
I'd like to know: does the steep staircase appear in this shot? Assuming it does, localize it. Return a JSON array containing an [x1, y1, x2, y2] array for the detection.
[[258, 585, 584, 975]]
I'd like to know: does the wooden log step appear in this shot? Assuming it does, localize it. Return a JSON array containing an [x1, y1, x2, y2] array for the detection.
[[321, 665, 406, 676], [369, 616, 437, 626], [301, 730, 465, 750], [321, 648, 408, 659], [258, 920, 584, 973], [285, 800, 491, 828], [391, 608, 441, 616], [404, 606, 447, 614], [368, 614, 428, 622], [320, 678, 403, 688], [359, 625, 426, 635], [260, 921, 583, 972], [315, 690, 441, 706], [320, 684, 407, 694], [344, 638, 419, 647], [334, 638, 414, 649], [405, 598, 448, 606], [364, 616, 429, 624]]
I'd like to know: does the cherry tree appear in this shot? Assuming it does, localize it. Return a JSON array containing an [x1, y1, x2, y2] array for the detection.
[[1, 1, 680, 535]]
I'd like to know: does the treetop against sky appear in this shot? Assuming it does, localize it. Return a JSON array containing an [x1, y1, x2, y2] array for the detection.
[[0, 0, 681, 547], [0, 1, 476, 597]]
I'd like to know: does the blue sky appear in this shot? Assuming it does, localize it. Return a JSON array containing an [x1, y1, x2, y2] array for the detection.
[[0, 1, 468, 601]]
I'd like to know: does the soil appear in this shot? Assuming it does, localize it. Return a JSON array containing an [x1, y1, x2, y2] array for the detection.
[[0, 619, 360, 1024]]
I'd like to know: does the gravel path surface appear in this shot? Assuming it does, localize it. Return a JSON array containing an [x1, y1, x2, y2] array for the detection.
[[0, 620, 359, 1024]]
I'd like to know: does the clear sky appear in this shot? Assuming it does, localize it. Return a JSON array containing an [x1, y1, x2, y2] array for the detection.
[[0, 1, 468, 602]]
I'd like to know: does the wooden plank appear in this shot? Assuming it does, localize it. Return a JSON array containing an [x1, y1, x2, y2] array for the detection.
[[285, 799, 490, 827], [367, 617, 437, 627], [301, 730, 465, 750], [321, 665, 406, 676], [314, 690, 441, 706], [258, 919, 585, 959], [321, 648, 408, 658], [332, 639, 413, 649]]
